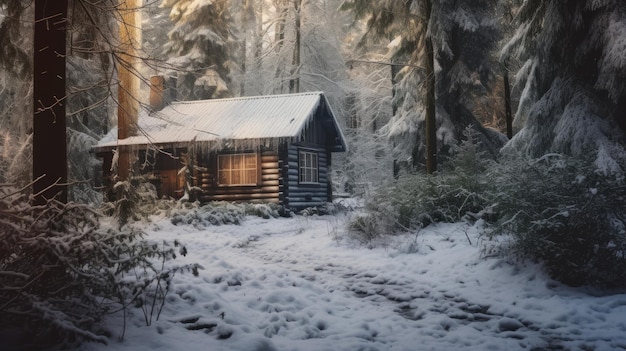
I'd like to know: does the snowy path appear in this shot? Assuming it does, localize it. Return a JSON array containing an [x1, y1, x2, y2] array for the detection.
[[81, 214, 626, 351]]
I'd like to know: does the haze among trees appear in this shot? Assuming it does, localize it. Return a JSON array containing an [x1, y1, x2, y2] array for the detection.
[[1, 0, 624, 192], [1, 0, 625, 346]]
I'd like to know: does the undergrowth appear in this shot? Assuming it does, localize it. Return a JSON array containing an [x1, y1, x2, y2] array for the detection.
[[351, 127, 626, 288], [0, 182, 200, 348]]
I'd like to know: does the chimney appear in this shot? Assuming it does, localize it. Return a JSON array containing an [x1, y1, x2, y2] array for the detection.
[[149, 75, 177, 111], [149, 75, 165, 111]]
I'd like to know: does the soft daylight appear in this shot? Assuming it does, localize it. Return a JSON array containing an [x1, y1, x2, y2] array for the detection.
[[1, 1, 626, 350]]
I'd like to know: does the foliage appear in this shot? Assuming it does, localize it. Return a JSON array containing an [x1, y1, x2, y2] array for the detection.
[[350, 127, 496, 239], [486, 153, 626, 288], [105, 177, 161, 229], [501, 0, 626, 172], [352, 131, 626, 288], [0, 183, 199, 346], [342, 0, 506, 167], [169, 201, 282, 228], [160, 0, 232, 99]]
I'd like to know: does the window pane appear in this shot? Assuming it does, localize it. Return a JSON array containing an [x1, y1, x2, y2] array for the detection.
[[245, 170, 256, 184], [218, 170, 229, 185], [232, 169, 241, 184], [233, 155, 243, 170], [245, 154, 256, 168], [298, 151, 319, 183], [218, 153, 259, 186], [219, 155, 230, 169]]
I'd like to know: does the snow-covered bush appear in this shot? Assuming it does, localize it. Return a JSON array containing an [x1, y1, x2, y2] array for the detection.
[[101, 177, 160, 229], [0, 184, 198, 346], [169, 202, 282, 227], [350, 128, 497, 239], [486, 153, 626, 288]]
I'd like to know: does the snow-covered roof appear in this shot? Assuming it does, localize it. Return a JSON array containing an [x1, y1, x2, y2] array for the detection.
[[95, 91, 347, 152]]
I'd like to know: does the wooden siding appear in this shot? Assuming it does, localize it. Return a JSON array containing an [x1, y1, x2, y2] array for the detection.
[[197, 151, 281, 204], [282, 144, 330, 209]]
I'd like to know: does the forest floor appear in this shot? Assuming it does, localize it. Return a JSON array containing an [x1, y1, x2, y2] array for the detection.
[[79, 205, 626, 351]]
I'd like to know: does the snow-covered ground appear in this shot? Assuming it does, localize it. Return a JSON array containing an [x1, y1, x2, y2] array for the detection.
[[80, 209, 626, 351]]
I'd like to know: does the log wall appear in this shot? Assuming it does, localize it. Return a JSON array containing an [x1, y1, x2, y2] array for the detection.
[[282, 144, 330, 209], [197, 151, 281, 204]]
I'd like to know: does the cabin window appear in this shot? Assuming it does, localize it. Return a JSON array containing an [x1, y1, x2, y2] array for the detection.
[[218, 153, 258, 186], [299, 151, 319, 184]]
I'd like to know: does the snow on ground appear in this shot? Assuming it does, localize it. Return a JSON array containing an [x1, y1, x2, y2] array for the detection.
[[80, 210, 626, 351]]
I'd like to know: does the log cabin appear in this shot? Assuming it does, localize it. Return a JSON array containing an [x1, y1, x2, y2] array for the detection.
[[94, 90, 347, 210]]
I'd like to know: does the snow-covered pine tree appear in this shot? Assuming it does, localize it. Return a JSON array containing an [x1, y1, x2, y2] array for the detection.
[[0, 1, 33, 185], [161, 0, 232, 100], [66, 0, 121, 203], [501, 0, 626, 173], [228, 0, 258, 96], [342, 0, 506, 171], [1, 0, 128, 201]]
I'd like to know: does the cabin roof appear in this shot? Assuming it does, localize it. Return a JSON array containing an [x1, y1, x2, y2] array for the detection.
[[95, 91, 347, 152]]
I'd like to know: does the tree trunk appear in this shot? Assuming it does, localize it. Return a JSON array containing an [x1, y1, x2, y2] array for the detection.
[[289, 0, 302, 93], [33, 0, 69, 204], [117, 0, 141, 181], [423, 0, 436, 174], [503, 63, 513, 139], [274, 0, 288, 51]]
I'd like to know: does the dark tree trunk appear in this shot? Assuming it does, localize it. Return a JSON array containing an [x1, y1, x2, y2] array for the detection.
[[423, 0, 437, 174], [33, 0, 69, 204], [503, 64, 513, 139]]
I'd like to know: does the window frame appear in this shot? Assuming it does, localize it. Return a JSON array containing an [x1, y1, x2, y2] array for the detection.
[[298, 150, 319, 184], [217, 152, 259, 187]]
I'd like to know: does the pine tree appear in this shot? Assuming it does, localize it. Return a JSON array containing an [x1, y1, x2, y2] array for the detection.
[[501, 0, 626, 173], [342, 0, 506, 171], [161, 0, 232, 100], [0, 1, 34, 185]]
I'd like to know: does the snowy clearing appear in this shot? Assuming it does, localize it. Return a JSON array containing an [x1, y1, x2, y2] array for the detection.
[[80, 211, 626, 351]]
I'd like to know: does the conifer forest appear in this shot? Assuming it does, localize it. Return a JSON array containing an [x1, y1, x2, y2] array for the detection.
[[1, 1, 626, 350]]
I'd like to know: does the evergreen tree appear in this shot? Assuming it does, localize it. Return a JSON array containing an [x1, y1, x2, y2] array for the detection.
[[228, 0, 258, 95], [501, 0, 626, 173], [161, 0, 232, 100], [0, 1, 34, 185], [342, 0, 506, 170]]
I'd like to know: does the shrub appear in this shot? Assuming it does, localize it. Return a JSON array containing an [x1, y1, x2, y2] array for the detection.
[[350, 127, 496, 240], [351, 128, 626, 288], [486, 153, 626, 287], [0, 183, 199, 347], [169, 201, 282, 227], [105, 177, 160, 229]]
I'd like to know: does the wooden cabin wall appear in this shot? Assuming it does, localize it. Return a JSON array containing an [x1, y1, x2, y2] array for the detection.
[[196, 150, 281, 203], [283, 144, 330, 209]]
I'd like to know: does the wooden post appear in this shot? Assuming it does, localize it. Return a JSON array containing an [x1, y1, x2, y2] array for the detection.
[[33, 0, 69, 204], [117, 0, 141, 181]]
